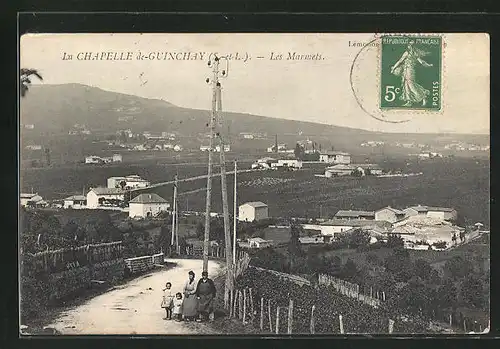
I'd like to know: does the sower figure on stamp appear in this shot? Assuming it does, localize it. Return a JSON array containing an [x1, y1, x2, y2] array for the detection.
[[390, 40, 434, 107], [196, 271, 216, 322]]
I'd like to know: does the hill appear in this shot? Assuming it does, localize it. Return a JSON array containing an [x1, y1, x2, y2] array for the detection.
[[20, 84, 489, 152]]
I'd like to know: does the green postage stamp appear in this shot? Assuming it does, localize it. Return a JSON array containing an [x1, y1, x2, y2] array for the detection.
[[380, 36, 442, 111]]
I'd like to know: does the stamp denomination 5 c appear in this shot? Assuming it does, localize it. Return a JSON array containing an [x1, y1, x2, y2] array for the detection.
[[380, 36, 442, 111]]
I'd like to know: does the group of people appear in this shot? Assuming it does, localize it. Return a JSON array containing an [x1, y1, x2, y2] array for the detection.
[[161, 270, 217, 322]]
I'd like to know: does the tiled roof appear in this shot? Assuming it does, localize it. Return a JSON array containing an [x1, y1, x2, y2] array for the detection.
[[241, 201, 268, 208], [426, 207, 455, 212], [321, 219, 392, 229], [90, 187, 125, 195], [65, 195, 86, 201], [335, 210, 375, 217], [377, 206, 405, 215], [129, 193, 168, 204]]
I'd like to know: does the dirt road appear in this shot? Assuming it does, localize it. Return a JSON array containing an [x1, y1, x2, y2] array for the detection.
[[46, 259, 222, 335]]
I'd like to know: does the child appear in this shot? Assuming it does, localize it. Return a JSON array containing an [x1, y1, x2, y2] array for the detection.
[[172, 292, 183, 321], [161, 282, 174, 320]]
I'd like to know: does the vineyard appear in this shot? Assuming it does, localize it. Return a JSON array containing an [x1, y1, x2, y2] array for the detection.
[[235, 267, 429, 334]]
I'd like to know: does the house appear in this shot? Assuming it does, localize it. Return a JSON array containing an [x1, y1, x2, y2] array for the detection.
[[20, 193, 44, 207], [63, 195, 87, 209], [85, 155, 102, 164], [25, 145, 42, 150], [426, 207, 458, 221], [214, 145, 231, 152], [318, 219, 392, 238], [375, 206, 406, 223], [299, 235, 327, 244], [129, 193, 170, 218], [319, 151, 351, 164], [325, 164, 358, 177], [200, 145, 211, 152], [403, 205, 457, 221], [238, 202, 269, 222], [277, 159, 303, 169], [391, 216, 459, 246], [86, 187, 125, 208], [173, 145, 183, 152], [107, 175, 150, 189], [356, 164, 384, 175], [247, 237, 273, 249], [335, 210, 375, 220], [112, 154, 123, 162], [403, 205, 429, 218], [267, 144, 287, 153]]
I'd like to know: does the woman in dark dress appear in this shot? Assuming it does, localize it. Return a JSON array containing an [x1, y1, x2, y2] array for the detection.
[[196, 271, 216, 322]]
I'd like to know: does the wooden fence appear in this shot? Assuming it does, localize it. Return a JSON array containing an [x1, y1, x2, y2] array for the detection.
[[125, 253, 164, 275], [22, 241, 124, 276], [227, 286, 396, 334], [318, 274, 383, 308]]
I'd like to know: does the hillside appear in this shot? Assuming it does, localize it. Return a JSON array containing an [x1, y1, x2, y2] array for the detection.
[[20, 84, 489, 150]]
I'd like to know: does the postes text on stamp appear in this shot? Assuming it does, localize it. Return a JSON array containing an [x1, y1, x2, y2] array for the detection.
[[380, 36, 442, 111]]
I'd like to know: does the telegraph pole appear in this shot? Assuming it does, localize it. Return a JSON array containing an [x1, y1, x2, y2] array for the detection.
[[171, 175, 178, 248], [233, 160, 237, 265], [203, 56, 219, 272], [213, 55, 234, 309]]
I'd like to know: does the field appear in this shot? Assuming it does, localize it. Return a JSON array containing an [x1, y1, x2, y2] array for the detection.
[[21, 156, 489, 227]]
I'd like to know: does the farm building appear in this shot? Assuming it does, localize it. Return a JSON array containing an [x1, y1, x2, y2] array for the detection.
[[200, 145, 211, 152], [276, 159, 303, 169], [85, 155, 102, 164], [375, 206, 406, 223], [314, 219, 392, 238], [402, 205, 457, 221], [107, 175, 150, 189], [129, 193, 170, 219], [86, 187, 125, 209], [247, 237, 273, 249], [63, 195, 87, 209], [403, 205, 429, 218], [319, 151, 351, 164], [267, 144, 288, 153], [325, 163, 382, 177], [112, 154, 123, 162], [20, 193, 44, 207], [391, 216, 461, 247], [335, 210, 375, 220], [299, 235, 328, 244], [238, 202, 269, 222], [426, 207, 458, 221], [214, 144, 231, 152]]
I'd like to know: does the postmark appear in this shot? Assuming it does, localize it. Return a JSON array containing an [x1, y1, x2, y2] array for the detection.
[[380, 36, 442, 111]]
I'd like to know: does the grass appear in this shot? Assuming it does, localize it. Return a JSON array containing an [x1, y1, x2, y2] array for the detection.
[[21, 157, 489, 228]]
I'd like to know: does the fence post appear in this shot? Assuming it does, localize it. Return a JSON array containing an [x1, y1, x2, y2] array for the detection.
[[339, 314, 344, 334], [383, 291, 386, 302], [463, 319, 467, 333], [287, 299, 293, 334], [310, 305, 315, 334], [268, 300, 272, 332], [389, 319, 395, 334], [275, 307, 280, 334], [260, 298, 264, 330], [243, 289, 247, 323], [249, 288, 254, 320], [449, 314, 452, 327], [239, 290, 243, 320]]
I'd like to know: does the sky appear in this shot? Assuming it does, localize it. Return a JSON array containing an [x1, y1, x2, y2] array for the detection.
[[20, 33, 490, 134]]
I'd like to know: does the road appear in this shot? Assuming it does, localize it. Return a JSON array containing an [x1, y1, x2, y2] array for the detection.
[[46, 259, 222, 335], [130, 168, 258, 192]]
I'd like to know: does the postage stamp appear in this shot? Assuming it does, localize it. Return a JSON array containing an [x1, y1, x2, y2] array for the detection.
[[380, 35, 442, 111]]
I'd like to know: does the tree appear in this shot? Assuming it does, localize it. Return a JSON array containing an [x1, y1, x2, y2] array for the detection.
[[384, 247, 412, 282], [294, 143, 305, 160], [338, 228, 370, 249], [20, 68, 43, 97], [340, 259, 359, 282], [413, 259, 433, 281], [351, 168, 364, 177], [461, 275, 485, 308], [444, 256, 474, 280], [438, 278, 458, 309], [288, 224, 305, 272]]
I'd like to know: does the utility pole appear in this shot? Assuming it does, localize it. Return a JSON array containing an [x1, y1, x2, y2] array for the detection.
[[213, 56, 234, 309], [171, 174, 177, 248], [202, 56, 219, 273], [233, 160, 237, 265]]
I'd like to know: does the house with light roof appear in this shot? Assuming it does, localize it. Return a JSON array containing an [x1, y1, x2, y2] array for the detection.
[[129, 193, 170, 218], [238, 202, 269, 222]]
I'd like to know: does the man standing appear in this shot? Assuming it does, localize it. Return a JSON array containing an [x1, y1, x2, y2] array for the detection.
[[196, 271, 216, 322]]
